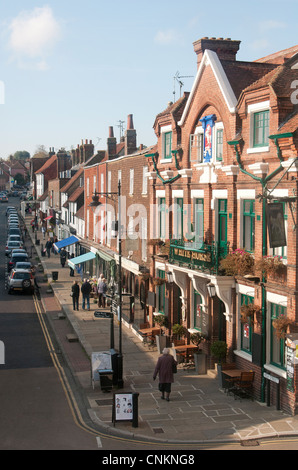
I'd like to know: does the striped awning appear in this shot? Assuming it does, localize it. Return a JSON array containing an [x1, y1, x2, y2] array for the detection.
[[68, 252, 96, 269]]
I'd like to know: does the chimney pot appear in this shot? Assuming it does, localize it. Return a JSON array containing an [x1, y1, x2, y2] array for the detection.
[[127, 114, 134, 130], [109, 126, 114, 138]]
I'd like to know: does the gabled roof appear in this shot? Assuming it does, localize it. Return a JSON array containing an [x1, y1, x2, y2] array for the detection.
[[75, 205, 84, 220], [178, 49, 239, 125], [67, 186, 84, 203], [35, 154, 57, 174], [60, 167, 84, 193]]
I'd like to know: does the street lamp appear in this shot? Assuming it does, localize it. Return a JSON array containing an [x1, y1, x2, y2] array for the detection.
[[207, 283, 216, 298], [88, 181, 124, 389]]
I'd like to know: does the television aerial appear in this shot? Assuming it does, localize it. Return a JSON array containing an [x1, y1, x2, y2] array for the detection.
[[173, 71, 193, 101]]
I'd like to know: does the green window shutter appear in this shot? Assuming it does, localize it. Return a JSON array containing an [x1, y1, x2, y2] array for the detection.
[[243, 200, 255, 252]]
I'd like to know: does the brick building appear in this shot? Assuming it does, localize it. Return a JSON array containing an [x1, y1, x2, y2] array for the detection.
[[146, 37, 298, 414], [83, 115, 154, 324]]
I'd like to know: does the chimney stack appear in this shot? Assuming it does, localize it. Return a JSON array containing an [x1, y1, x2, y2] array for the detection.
[[125, 114, 137, 155], [107, 126, 117, 158], [193, 37, 241, 69]]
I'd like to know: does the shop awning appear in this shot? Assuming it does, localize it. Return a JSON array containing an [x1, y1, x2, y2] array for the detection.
[[68, 252, 96, 269], [54, 236, 79, 251]]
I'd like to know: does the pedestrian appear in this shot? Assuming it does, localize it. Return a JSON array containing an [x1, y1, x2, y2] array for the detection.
[[153, 348, 177, 402], [45, 238, 52, 258], [71, 280, 80, 310], [60, 248, 67, 267], [81, 278, 92, 311], [69, 253, 75, 277], [41, 225, 46, 240], [97, 278, 107, 308], [31, 265, 40, 289]]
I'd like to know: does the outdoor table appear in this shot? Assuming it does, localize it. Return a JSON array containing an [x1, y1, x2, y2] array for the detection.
[[139, 327, 160, 344], [174, 344, 197, 362]]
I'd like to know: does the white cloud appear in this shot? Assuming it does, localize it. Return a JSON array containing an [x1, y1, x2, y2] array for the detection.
[[154, 29, 179, 45], [8, 6, 61, 70]]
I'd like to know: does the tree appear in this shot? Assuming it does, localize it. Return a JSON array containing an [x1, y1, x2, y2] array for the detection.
[[14, 151, 30, 161]]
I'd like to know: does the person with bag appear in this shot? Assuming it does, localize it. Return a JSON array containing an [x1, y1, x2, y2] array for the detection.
[[153, 348, 177, 402], [97, 278, 107, 308], [71, 280, 80, 310]]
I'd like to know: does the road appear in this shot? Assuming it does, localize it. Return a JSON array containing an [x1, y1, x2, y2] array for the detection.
[[0, 200, 98, 450]]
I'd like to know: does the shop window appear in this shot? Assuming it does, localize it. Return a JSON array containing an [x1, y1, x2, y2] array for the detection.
[[240, 294, 254, 354]]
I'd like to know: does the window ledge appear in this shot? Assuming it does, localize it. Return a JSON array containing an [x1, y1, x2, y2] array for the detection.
[[160, 158, 172, 164], [264, 364, 287, 380], [247, 146, 269, 154]]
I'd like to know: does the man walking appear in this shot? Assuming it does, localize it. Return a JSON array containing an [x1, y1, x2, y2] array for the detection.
[[71, 280, 80, 311], [45, 238, 52, 258], [81, 278, 92, 311]]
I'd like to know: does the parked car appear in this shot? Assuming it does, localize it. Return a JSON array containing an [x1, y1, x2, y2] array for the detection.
[[9, 249, 27, 257], [6, 207, 17, 215], [6, 235, 22, 245], [0, 195, 8, 203], [5, 241, 23, 256], [7, 228, 22, 238], [7, 269, 34, 294], [7, 253, 29, 272], [8, 214, 18, 221], [14, 262, 32, 271]]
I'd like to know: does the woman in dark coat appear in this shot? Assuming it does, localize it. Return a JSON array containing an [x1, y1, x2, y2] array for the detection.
[[153, 348, 177, 401]]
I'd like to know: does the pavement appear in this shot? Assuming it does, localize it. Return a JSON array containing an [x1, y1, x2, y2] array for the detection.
[[22, 214, 298, 446]]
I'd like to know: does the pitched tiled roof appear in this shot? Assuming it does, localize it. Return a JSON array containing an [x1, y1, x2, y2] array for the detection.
[[35, 154, 57, 174], [255, 45, 298, 64], [75, 205, 84, 220], [67, 186, 84, 202], [60, 167, 84, 193]]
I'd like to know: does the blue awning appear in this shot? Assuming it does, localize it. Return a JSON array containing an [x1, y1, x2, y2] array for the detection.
[[68, 252, 96, 269], [54, 236, 79, 251]]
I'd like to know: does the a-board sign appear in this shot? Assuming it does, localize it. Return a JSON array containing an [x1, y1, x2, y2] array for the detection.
[[112, 392, 139, 427], [91, 351, 112, 388]]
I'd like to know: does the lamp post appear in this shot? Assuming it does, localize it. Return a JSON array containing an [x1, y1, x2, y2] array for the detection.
[[89, 181, 124, 389]]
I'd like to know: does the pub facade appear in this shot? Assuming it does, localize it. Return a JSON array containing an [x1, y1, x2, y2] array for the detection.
[[146, 37, 298, 414]]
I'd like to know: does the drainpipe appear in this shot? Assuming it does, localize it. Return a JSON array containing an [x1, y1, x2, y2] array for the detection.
[[146, 152, 182, 185]]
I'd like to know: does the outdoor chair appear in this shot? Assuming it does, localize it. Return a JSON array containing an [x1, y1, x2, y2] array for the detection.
[[232, 371, 255, 401], [221, 363, 236, 393]]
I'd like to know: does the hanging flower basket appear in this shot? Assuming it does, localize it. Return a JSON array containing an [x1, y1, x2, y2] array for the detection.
[[219, 249, 254, 276], [138, 273, 150, 281], [240, 304, 261, 324], [255, 255, 286, 278], [272, 315, 294, 339], [152, 277, 166, 286]]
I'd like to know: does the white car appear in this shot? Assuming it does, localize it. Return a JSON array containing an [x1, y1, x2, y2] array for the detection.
[[5, 240, 23, 256]]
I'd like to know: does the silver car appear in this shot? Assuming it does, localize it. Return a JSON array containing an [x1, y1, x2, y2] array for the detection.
[[7, 269, 34, 294], [5, 240, 23, 256]]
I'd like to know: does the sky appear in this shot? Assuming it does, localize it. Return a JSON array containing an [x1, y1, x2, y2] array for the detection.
[[0, 0, 297, 159]]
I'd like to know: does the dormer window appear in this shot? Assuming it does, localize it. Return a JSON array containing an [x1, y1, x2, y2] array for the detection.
[[247, 101, 270, 154], [160, 126, 172, 162]]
